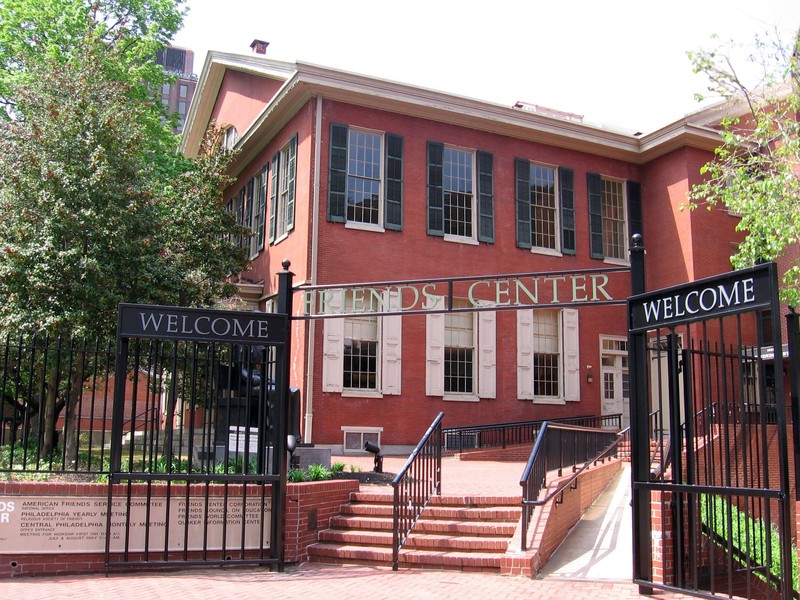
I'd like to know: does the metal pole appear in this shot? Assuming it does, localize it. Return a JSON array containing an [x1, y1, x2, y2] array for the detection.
[[273, 259, 294, 572], [628, 233, 653, 593]]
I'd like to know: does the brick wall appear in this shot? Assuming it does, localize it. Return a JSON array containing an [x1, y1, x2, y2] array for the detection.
[[502, 458, 621, 576], [0, 479, 358, 578]]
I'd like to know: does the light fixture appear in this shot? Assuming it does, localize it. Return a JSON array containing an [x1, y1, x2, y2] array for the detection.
[[364, 440, 383, 473], [586, 365, 593, 384], [287, 434, 300, 469]]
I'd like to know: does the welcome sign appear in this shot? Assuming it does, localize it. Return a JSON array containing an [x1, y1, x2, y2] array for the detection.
[[628, 263, 776, 332], [118, 304, 286, 344]]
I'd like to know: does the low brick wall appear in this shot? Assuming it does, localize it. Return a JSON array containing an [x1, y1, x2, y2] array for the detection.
[[0, 478, 358, 578], [501, 458, 622, 577]]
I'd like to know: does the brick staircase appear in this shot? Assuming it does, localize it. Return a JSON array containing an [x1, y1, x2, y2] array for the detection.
[[307, 491, 521, 571]]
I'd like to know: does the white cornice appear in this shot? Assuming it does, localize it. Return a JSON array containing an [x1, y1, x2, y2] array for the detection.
[[181, 53, 727, 168]]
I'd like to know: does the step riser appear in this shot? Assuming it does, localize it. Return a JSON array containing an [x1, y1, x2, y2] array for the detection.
[[311, 496, 520, 572]]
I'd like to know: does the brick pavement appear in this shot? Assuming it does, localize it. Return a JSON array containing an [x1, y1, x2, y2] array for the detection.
[[3, 563, 695, 600]]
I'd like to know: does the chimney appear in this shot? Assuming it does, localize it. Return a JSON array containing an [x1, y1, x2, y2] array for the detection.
[[250, 39, 269, 55]]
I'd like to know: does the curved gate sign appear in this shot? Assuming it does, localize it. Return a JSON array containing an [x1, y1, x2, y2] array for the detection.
[[628, 263, 776, 331]]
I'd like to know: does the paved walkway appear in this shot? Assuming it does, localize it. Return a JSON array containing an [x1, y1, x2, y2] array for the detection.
[[3, 456, 694, 599]]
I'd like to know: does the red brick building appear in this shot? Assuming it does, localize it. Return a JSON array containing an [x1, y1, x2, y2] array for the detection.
[[181, 50, 747, 454]]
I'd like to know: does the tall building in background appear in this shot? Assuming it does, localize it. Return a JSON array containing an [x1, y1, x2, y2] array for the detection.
[[155, 46, 197, 133]]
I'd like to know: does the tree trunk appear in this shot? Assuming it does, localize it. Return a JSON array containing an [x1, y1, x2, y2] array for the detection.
[[63, 358, 86, 469], [40, 365, 59, 458]]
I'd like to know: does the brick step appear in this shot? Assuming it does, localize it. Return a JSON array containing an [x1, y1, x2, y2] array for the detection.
[[329, 515, 517, 537], [319, 529, 511, 552], [339, 503, 520, 522], [351, 492, 521, 507], [307, 542, 503, 572], [310, 493, 520, 572]]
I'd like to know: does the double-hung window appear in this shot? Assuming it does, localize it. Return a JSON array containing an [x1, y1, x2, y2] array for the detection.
[[250, 166, 268, 257], [515, 160, 575, 254], [426, 297, 496, 401], [427, 142, 494, 243], [328, 124, 403, 230], [322, 291, 402, 397], [587, 174, 642, 262], [270, 135, 297, 244], [517, 308, 579, 404]]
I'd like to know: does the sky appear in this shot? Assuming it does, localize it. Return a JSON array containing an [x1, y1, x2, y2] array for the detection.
[[172, 0, 800, 134]]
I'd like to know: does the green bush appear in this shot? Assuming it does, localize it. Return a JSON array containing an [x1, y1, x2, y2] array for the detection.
[[287, 468, 306, 483], [306, 464, 331, 481], [700, 494, 798, 592], [330, 461, 346, 474]]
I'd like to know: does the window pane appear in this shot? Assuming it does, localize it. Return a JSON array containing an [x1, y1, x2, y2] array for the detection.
[[602, 179, 625, 259], [445, 299, 474, 393], [529, 164, 557, 249], [347, 130, 382, 225], [443, 147, 473, 237], [343, 291, 379, 390], [533, 310, 560, 397]]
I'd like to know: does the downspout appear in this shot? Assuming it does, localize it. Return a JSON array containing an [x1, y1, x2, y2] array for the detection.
[[303, 95, 322, 443]]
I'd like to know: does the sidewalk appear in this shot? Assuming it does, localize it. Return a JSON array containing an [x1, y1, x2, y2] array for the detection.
[[3, 456, 693, 599]]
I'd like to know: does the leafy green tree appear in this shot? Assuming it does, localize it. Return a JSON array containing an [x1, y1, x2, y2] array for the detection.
[[688, 28, 800, 306], [0, 1, 249, 460]]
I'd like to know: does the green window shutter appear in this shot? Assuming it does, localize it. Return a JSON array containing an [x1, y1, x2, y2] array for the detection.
[[269, 152, 279, 244], [559, 167, 576, 255], [257, 164, 268, 251], [427, 142, 444, 236], [285, 135, 297, 233], [477, 151, 494, 243], [627, 180, 642, 241], [328, 123, 348, 223], [515, 158, 532, 249], [245, 178, 254, 255], [587, 172, 604, 259], [384, 133, 403, 231]]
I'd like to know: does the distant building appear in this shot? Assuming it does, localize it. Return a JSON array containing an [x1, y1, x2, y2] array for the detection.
[[155, 46, 197, 133]]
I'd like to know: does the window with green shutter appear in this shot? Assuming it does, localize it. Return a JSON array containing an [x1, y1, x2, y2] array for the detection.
[[327, 124, 403, 231]]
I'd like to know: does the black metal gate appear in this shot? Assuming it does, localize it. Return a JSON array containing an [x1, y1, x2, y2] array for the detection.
[[628, 245, 795, 599], [104, 267, 294, 572]]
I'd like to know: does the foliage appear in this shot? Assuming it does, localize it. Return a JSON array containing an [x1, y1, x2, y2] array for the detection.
[[330, 461, 345, 474], [287, 467, 306, 483], [687, 28, 800, 306], [0, 1, 248, 339], [306, 463, 331, 481], [700, 494, 798, 592]]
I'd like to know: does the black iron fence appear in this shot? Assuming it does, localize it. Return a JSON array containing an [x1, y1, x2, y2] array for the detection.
[[0, 334, 116, 474], [519, 422, 624, 550], [391, 411, 443, 571], [441, 413, 621, 454], [0, 333, 284, 478]]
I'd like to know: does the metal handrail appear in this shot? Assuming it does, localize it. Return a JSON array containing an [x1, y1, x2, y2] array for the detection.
[[519, 422, 625, 550], [441, 413, 622, 454], [391, 411, 444, 571]]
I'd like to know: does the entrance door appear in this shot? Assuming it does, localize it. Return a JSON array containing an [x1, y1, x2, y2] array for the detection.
[[601, 337, 629, 429]]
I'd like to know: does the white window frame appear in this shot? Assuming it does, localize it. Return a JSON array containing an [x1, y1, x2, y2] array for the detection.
[[341, 426, 383, 454], [601, 176, 628, 264], [321, 291, 402, 398], [426, 297, 495, 401], [344, 127, 385, 233], [442, 146, 479, 245], [528, 162, 561, 256], [274, 141, 295, 242], [517, 308, 579, 404]]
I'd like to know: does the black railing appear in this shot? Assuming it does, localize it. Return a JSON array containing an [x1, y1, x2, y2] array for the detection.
[[0, 334, 116, 474], [519, 422, 624, 550], [441, 413, 621, 454], [391, 411, 444, 571]]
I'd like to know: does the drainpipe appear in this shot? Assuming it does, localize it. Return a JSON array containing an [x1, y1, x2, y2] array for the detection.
[[303, 95, 322, 443]]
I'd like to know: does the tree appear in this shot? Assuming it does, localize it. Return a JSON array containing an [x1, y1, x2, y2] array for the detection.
[[0, 1, 249, 460], [687, 27, 800, 306]]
